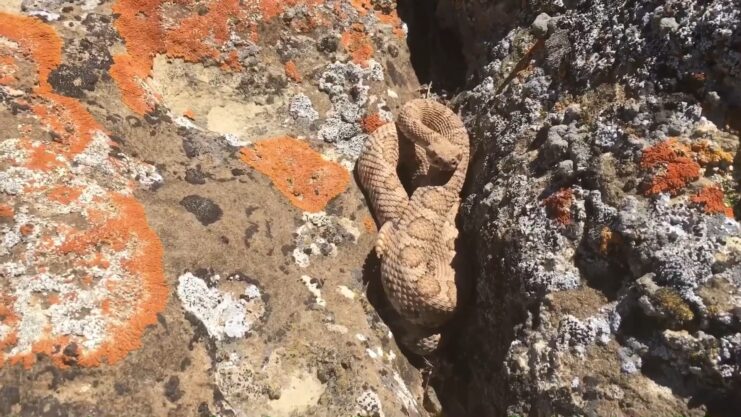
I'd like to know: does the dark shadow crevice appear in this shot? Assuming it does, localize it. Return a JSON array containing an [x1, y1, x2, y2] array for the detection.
[[396, 0, 468, 96]]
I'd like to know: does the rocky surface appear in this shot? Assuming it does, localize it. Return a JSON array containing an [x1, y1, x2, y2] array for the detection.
[[0, 0, 739, 416], [0, 1, 427, 416], [428, 0, 741, 416]]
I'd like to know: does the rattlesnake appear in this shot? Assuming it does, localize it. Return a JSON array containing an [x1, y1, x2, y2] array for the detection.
[[356, 99, 470, 354]]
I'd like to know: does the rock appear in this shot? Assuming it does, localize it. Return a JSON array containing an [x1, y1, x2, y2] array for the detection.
[[0, 2, 424, 416], [659, 17, 679, 32], [429, 0, 741, 416], [164, 376, 184, 403], [1, 0, 738, 416], [531, 13, 551, 38], [180, 195, 223, 226], [288, 93, 319, 122], [0, 386, 20, 415]]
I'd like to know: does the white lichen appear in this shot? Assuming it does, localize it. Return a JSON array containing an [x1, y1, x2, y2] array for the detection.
[[177, 272, 264, 340]]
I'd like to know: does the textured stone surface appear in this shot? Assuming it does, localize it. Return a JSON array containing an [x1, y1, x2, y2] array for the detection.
[[431, 0, 741, 416], [0, 1, 425, 416], [1, 0, 739, 416]]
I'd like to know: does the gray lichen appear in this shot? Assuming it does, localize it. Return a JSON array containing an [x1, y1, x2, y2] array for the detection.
[[440, 0, 741, 415]]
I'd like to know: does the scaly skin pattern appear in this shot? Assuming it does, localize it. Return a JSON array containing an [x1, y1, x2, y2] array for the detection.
[[356, 99, 470, 352]]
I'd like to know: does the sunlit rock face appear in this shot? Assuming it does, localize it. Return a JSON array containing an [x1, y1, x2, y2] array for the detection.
[[432, 0, 741, 416], [0, 2, 427, 416], [1, 0, 739, 416]]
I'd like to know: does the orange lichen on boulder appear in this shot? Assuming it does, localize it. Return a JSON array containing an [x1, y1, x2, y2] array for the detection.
[[0, 55, 16, 85], [163, 0, 241, 65], [109, 0, 164, 114], [543, 188, 574, 225], [260, 0, 323, 21], [47, 186, 83, 205], [599, 226, 622, 255], [341, 23, 374, 66], [350, 0, 405, 37], [240, 136, 349, 212], [1, 191, 168, 369], [0, 204, 13, 218], [111, 0, 247, 114], [110, 53, 158, 115], [0, 13, 168, 369], [0, 13, 102, 157], [107, 0, 396, 112], [691, 186, 734, 218], [361, 113, 385, 133], [691, 140, 734, 167], [640, 139, 700, 196], [67, 194, 167, 367], [0, 298, 19, 364], [284, 60, 303, 82], [362, 215, 377, 233], [109, 0, 332, 113], [22, 142, 64, 172]]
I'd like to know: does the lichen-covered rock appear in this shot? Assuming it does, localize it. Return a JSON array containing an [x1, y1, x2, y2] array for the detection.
[[432, 0, 741, 416], [0, 1, 426, 416], [2, 0, 739, 415]]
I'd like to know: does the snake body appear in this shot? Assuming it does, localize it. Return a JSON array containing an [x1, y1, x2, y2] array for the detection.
[[356, 99, 470, 354]]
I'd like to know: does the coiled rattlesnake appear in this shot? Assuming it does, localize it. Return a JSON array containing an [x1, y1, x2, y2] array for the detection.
[[356, 99, 470, 354]]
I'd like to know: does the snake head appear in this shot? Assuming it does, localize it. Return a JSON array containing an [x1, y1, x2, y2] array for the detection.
[[426, 140, 462, 171]]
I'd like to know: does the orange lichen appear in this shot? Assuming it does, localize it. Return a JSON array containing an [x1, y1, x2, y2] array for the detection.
[[31, 193, 167, 368], [0, 13, 104, 159], [543, 188, 574, 225], [0, 13, 168, 369], [77, 194, 167, 367], [0, 307, 19, 365], [221, 50, 242, 71], [20, 334, 71, 368], [640, 139, 700, 196], [163, 0, 241, 66], [691, 186, 734, 218], [240, 136, 349, 212], [0, 298, 24, 365], [362, 215, 376, 233], [47, 186, 83, 205], [24, 145, 62, 171], [0, 204, 13, 218], [0, 55, 16, 85], [183, 109, 196, 120], [109, 0, 164, 115], [108, 0, 388, 112], [108, 0, 328, 113], [284, 60, 303, 82], [19, 224, 34, 236], [350, 0, 404, 38], [0, 15, 61, 90], [259, 0, 323, 20], [361, 113, 385, 133], [691, 140, 734, 167], [109, 53, 157, 115], [341, 23, 374, 66], [599, 226, 622, 255]]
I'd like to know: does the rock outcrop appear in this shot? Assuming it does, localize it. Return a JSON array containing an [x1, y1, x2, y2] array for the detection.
[[430, 1, 741, 416], [0, 1, 427, 416], [1, 0, 739, 416]]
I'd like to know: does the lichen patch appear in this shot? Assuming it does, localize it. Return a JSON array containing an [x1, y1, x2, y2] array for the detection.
[[239, 136, 349, 212], [0, 13, 167, 368], [640, 139, 701, 196]]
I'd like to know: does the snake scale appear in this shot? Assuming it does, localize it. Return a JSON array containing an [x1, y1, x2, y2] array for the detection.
[[356, 98, 470, 354]]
